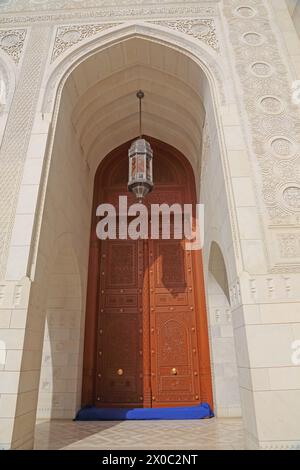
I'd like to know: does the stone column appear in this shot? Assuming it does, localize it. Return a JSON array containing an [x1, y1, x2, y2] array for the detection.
[[0, 26, 51, 449]]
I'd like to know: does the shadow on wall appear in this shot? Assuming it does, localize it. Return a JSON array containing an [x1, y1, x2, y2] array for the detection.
[[207, 241, 241, 417], [37, 235, 83, 419]]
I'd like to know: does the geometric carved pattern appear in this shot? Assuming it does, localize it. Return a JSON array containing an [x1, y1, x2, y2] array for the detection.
[[0, 26, 51, 277], [156, 243, 185, 286], [223, 0, 300, 226], [279, 233, 300, 258], [0, 28, 26, 63], [97, 237, 143, 406], [109, 244, 135, 286]]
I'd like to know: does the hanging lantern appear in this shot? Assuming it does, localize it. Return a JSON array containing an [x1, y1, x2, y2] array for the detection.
[[128, 90, 153, 199]]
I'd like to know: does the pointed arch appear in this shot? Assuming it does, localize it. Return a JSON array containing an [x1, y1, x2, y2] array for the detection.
[[40, 21, 227, 115]]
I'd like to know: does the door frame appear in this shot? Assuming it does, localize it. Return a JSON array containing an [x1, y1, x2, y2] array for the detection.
[[81, 137, 213, 409]]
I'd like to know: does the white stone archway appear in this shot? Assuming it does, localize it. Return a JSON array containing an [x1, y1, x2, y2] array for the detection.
[[28, 22, 242, 446], [2, 21, 287, 450]]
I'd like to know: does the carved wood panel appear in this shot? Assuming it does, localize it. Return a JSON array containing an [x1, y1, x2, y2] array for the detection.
[[95, 238, 144, 407], [148, 237, 202, 407]]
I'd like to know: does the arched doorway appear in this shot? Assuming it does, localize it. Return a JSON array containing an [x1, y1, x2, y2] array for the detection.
[[82, 136, 213, 409]]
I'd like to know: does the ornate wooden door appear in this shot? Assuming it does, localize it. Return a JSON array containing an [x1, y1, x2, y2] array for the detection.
[[148, 236, 202, 407], [95, 237, 144, 407], [82, 137, 213, 410]]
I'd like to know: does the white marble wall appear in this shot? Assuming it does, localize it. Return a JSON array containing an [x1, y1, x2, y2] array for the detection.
[[207, 270, 241, 417], [37, 239, 83, 419]]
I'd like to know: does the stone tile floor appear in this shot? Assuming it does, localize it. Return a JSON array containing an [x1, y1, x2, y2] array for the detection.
[[34, 418, 245, 450]]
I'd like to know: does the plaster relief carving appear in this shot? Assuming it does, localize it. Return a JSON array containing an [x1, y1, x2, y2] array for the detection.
[[270, 138, 295, 159], [242, 31, 265, 46], [279, 233, 300, 259], [150, 19, 219, 52], [51, 23, 120, 61], [283, 187, 300, 211], [235, 6, 256, 18], [0, 28, 26, 63], [51, 17, 218, 63], [250, 61, 272, 77], [223, 0, 300, 230], [259, 96, 284, 115]]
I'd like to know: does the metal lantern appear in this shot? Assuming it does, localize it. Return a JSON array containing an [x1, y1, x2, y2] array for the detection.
[[128, 90, 153, 199]]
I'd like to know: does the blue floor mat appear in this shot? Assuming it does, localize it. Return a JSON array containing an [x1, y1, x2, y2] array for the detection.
[[75, 403, 213, 421]]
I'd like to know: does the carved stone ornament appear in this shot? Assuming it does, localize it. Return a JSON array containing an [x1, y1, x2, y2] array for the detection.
[[150, 19, 219, 52], [51, 17, 218, 62], [0, 28, 26, 63], [0, 1, 217, 25], [51, 23, 120, 62], [223, 0, 300, 227], [283, 186, 300, 211]]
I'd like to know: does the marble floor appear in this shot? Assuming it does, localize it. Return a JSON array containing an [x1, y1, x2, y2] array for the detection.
[[34, 417, 245, 450]]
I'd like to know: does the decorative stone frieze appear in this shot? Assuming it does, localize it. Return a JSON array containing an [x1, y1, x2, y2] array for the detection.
[[51, 23, 120, 61], [150, 19, 219, 52], [0, 2, 218, 25], [230, 271, 300, 306], [223, 0, 300, 228], [51, 17, 218, 63]]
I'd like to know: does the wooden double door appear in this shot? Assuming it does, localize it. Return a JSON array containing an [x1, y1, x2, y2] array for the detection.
[[82, 138, 213, 409]]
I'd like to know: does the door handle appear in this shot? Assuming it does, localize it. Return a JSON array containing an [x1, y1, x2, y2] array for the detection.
[[171, 368, 177, 375]]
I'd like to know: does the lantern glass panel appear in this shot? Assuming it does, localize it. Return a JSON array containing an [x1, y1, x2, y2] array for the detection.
[[130, 156, 137, 180], [137, 154, 145, 179], [146, 157, 152, 181]]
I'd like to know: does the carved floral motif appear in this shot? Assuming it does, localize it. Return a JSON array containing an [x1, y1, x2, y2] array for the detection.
[[283, 187, 300, 211], [223, 0, 300, 228], [150, 19, 219, 52], [51, 17, 218, 62], [0, 28, 26, 63], [0, 2, 217, 25], [279, 233, 300, 258], [51, 23, 120, 61]]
